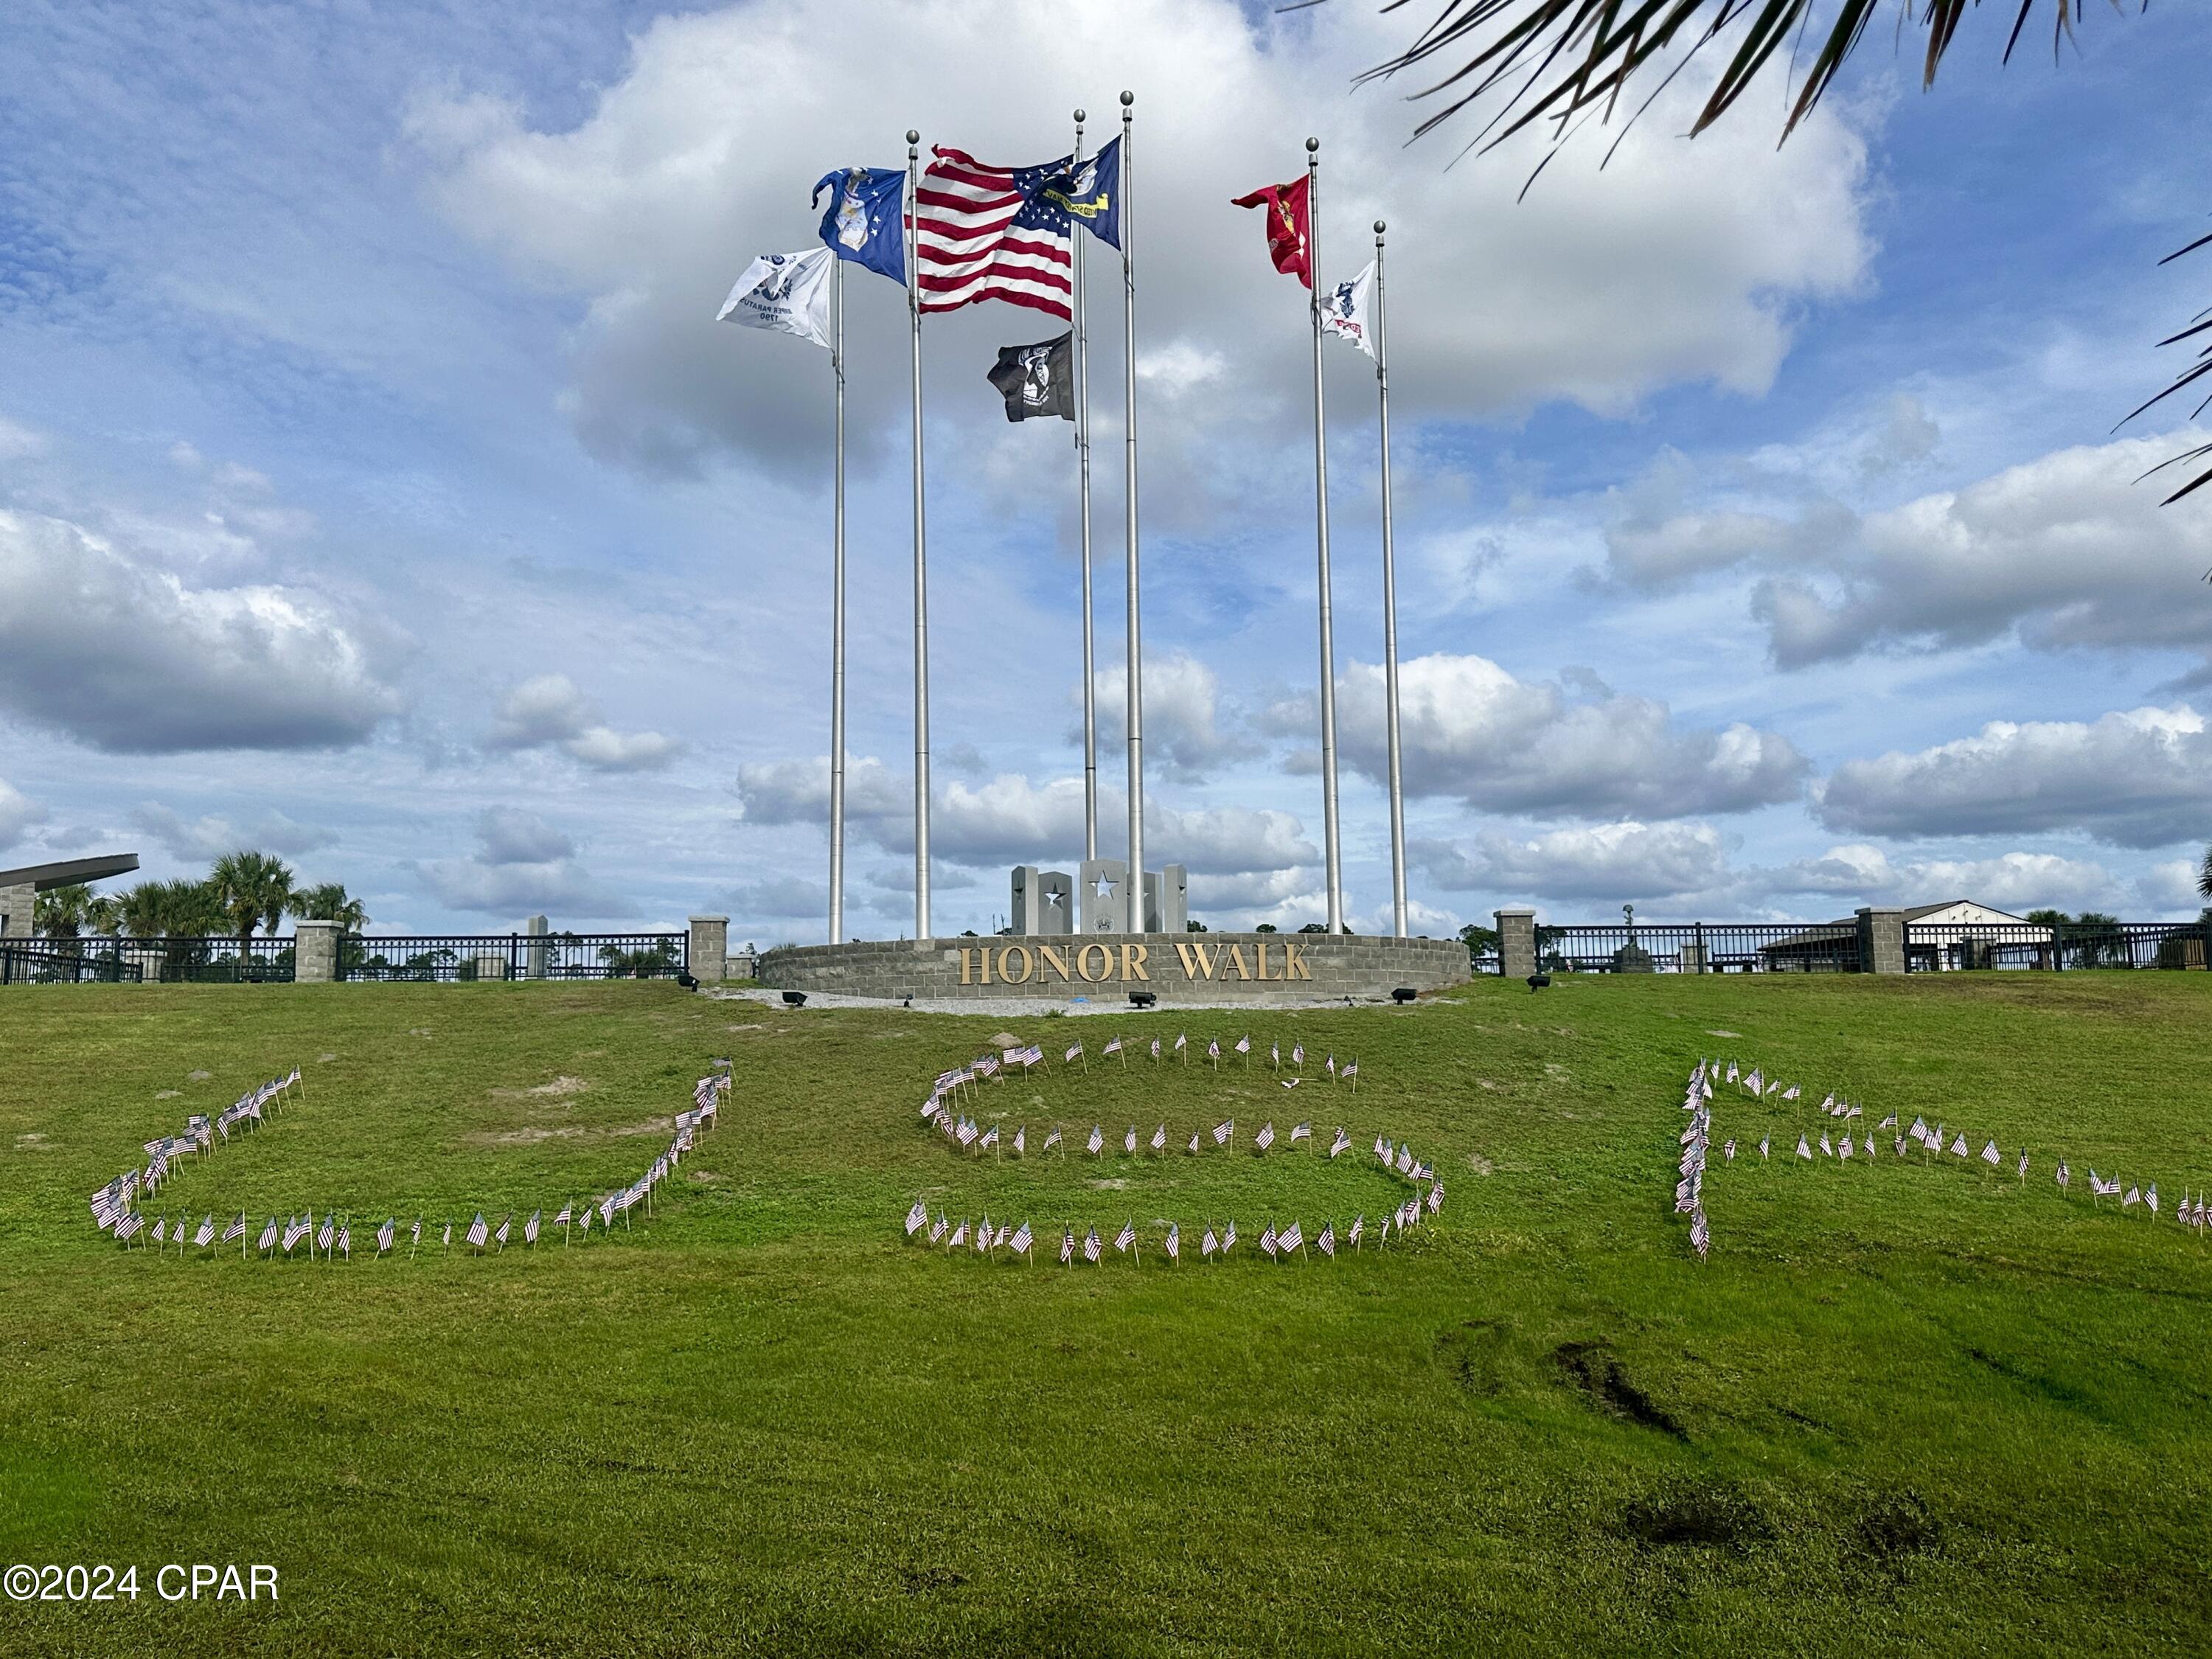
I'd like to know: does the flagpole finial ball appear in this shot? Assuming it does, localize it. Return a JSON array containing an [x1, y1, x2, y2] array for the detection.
[[1374, 219, 1386, 234], [1120, 90, 1133, 106], [1306, 136, 1319, 153], [1074, 108, 1085, 122], [906, 129, 919, 144]]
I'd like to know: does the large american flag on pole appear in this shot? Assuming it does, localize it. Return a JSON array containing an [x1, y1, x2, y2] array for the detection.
[[914, 148, 1075, 319]]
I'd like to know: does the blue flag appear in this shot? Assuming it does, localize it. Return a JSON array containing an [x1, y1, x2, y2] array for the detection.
[[1043, 136, 1121, 251], [813, 167, 906, 283]]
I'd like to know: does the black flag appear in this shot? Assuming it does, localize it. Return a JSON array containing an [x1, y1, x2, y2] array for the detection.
[[987, 333, 1075, 422]]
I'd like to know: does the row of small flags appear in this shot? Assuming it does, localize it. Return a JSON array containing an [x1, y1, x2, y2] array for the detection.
[[925, 1107, 1368, 1162], [101, 1062, 732, 1257], [905, 1073, 1442, 1265], [930, 1037, 1358, 1096], [88, 1066, 303, 1234], [1677, 1057, 2212, 1258]]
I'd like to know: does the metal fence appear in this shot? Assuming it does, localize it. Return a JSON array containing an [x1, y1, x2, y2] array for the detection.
[[87, 936, 298, 983], [338, 933, 687, 983], [1523, 922, 1862, 975], [1904, 920, 2212, 972], [0, 943, 145, 984]]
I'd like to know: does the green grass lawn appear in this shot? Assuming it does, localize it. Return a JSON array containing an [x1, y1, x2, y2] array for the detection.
[[4, 973, 2212, 1656]]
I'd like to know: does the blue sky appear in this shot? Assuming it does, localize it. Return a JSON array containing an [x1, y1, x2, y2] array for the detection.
[[4, 0, 2210, 942]]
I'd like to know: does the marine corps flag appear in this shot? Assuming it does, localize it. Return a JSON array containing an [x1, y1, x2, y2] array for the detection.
[[987, 332, 1075, 422], [1231, 175, 1311, 287]]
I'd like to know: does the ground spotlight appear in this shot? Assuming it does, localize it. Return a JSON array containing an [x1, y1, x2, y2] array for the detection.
[[1527, 973, 1551, 992], [782, 990, 807, 1007], [1129, 990, 1158, 1009], [676, 971, 698, 990], [1391, 987, 1416, 1004]]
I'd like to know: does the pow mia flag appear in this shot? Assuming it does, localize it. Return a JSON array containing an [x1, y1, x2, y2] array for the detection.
[[987, 332, 1074, 422]]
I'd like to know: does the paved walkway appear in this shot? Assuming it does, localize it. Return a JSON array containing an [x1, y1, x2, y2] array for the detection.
[[708, 987, 1431, 1017]]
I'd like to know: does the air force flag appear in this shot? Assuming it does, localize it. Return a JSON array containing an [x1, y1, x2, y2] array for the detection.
[[1321, 260, 1377, 360], [813, 166, 907, 283], [717, 247, 833, 349]]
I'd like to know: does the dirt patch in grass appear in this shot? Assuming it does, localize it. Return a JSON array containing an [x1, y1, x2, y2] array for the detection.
[[1858, 1489, 1943, 1557], [1553, 1340, 1688, 1439], [462, 1117, 671, 1147], [1621, 1476, 1774, 1551]]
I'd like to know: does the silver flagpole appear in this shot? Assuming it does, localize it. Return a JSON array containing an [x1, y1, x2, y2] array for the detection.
[[1074, 108, 1098, 864], [1307, 137, 1345, 933], [1374, 219, 1406, 939], [828, 253, 847, 945], [906, 130, 932, 939], [1119, 91, 1144, 932]]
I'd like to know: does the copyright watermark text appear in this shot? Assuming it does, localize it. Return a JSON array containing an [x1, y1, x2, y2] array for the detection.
[[5, 1563, 276, 1603]]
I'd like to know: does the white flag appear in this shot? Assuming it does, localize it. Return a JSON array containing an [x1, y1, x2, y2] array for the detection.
[[1321, 261, 1377, 359], [717, 247, 833, 349]]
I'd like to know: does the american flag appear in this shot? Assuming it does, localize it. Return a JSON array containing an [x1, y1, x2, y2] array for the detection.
[[1325, 1054, 1336, 1077], [1213, 1119, 1234, 1147], [1348, 1214, 1364, 1248], [1201, 1227, 1218, 1259], [1743, 1068, 1762, 1093], [1395, 1146, 1413, 1175], [1087, 1125, 1104, 1155], [1065, 1042, 1082, 1064], [283, 1215, 309, 1252], [1820, 1133, 1834, 1157], [950, 1220, 967, 1248], [1281, 1077, 1301, 1091], [1781, 1085, 1800, 1100], [1043, 1127, 1062, 1152], [980, 1124, 998, 1150], [1340, 1060, 1358, 1083], [554, 1203, 571, 1228], [377, 1217, 396, 1254], [1981, 1139, 2001, 1166], [1723, 1139, 1736, 1162], [914, 146, 1075, 319], [1114, 1220, 1136, 1253], [1374, 1133, 1388, 1161], [1014, 1127, 1026, 1155], [1759, 1135, 1771, 1160], [194, 1215, 215, 1248], [1222, 1220, 1237, 1254], [1012, 1222, 1032, 1256], [1186, 1130, 1200, 1154], [1124, 1126, 1138, 1155], [1150, 1038, 1161, 1061], [1270, 1042, 1280, 1068], [2149, 1183, 2160, 1217], [115, 1212, 143, 1242], [2056, 1160, 2070, 1189], [930, 1214, 948, 1243], [1234, 1036, 1250, 1055], [1839, 1135, 1853, 1161], [1427, 1182, 1444, 1214], [1083, 1227, 1102, 1262], [466, 1212, 487, 1248], [1207, 1039, 1220, 1062], [1255, 1122, 1275, 1152], [524, 1210, 540, 1246], [336, 1221, 351, 1259], [1175, 1033, 1186, 1052], [259, 1216, 280, 1253], [1950, 1133, 1969, 1158], [1725, 1061, 1739, 1082], [1259, 1225, 1278, 1258], [1879, 1113, 1898, 1129], [1103, 1036, 1122, 1057], [973, 1218, 992, 1253], [152, 1216, 167, 1246], [1165, 1222, 1180, 1262], [1150, 1124, 1166, 1152], [1292, 1043, 1304, 1068], [1317, 1223, 1335, 1258], [1796, 1135, 1812, 1161], [1290, 1122, 1311, 1143], [2124, 1186, 2140, 1208], [1061, 1227, 1074, 1264], [223, 1212, 247, 1244], [1689, 1209, 1711, 1259]]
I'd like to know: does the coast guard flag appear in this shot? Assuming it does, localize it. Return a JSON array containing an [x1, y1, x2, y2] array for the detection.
[[813, 166, 906, 282], [717, 247, 833, 349], [1321, 262, 1377, 358]]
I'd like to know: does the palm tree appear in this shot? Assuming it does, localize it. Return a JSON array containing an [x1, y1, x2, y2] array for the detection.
[[2198, 844, 2212, 902], [207, 850, 296, 952], [291, 881, 368, 933], [1363, 3, 2203, 493], [116, 878, 225, 939], [33, 883, 94, 941]]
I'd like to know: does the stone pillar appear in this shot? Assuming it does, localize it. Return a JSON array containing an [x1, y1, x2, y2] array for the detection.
[[689, 915, 728, 982], [1495, 907, 1537, 979], [0, 883, 31, 939], [524, 914, 549, 979], [1078, 858, 1126, 933], [470, 953, 509, 982], [1856, 907, 1906, 975], [1153, 864, 1188, 934], [295, 920, 339, 984]]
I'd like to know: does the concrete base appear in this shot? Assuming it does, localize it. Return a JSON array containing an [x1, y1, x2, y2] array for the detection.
[[754, 933, 1470, 1004]]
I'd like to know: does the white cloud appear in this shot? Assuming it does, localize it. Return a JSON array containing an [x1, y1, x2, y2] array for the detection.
[[472, 806, 574, 866], [1318, 652, 1807, 818], [1767, 844, 2128, 915], [1607, 434, 2212, 672], [488, 673, 680, 772], [127, 803, 338, 861], [0, 777, 48, 851], [0, 508, 401, 753], [1817, 705, 2212, 848], [1418, 821, 1734, 901], [1085, 652, 1233, 781], [0, 414, 48, 461], [2137, 859, 2205, 914], [417, 807, 628, 919], [406, 0, 1872, 476]]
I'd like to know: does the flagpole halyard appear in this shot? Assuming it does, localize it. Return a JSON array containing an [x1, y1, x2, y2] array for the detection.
[[1307, 137, 1345, 934], [906, 129, 933, 942], [1374, 219, 1408, 940], [1119, 90, 1145, 936]]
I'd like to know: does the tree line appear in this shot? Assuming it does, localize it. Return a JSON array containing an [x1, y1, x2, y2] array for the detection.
[[33, 852, 366, 947]]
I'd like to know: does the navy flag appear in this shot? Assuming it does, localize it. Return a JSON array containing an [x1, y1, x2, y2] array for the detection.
[[1043, 136, 1121, 250], [813, 166, 907, 284]]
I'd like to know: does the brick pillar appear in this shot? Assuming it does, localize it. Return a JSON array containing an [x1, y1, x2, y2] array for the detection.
[[689, 915, 728, 982], [1856, 907, 1906, 975], [0, 883, 32, 939], [295, 920, 339, 984], [1495, 907, 1537, 979]]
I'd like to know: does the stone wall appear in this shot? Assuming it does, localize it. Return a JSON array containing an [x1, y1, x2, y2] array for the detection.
[[754, 933, 1470, 1004]]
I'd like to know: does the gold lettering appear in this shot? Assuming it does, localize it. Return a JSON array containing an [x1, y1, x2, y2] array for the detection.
[[998, 945, 1034, 985], [1174, 941, 1218, 980], [1256, 941, 1278, 981], [1220, 944, 1252, 981], [1121, 943, 1150, 981], [1038, 944, 1072, 982], [1283, 941, 1311, 981], [1077, 943, 1113, 983], [958, 947, 992, 986]]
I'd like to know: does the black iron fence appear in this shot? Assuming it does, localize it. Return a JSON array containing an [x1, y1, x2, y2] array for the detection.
[[338, 933, 686, 983], [1523, 921, 1861, 975], [0, 943, 145, 984], [1904, 919, 2212, 972], [53, 936, 297, 983]]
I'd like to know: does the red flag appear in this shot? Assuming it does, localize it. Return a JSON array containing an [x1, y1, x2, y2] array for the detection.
[[1231, 175, 1311, 288]]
